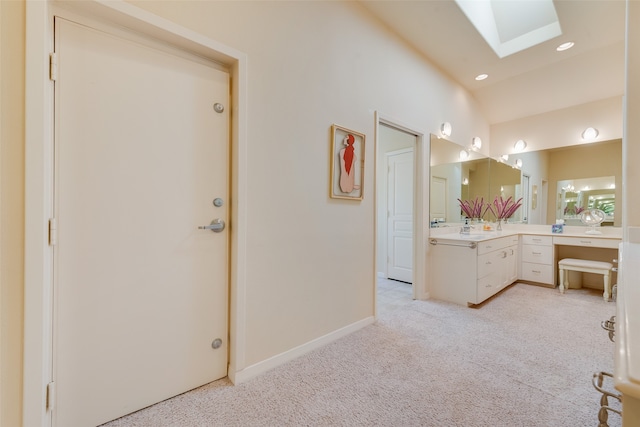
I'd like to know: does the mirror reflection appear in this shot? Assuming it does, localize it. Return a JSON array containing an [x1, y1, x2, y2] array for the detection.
[[429, 136, 622, 227], [557, 176, 616, 226], [430, 135, 522, 225]]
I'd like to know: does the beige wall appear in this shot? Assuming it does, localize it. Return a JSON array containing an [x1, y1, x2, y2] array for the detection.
[[6, 0, 639, 423], [126, 0, 489, 367], [8, 0, 491, 421], [625, 0, 640, 232], [0, 1, 25, 425]]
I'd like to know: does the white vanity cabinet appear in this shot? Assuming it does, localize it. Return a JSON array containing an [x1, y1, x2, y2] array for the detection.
[[430, 234, 519, 306], [520, 234, 554, 285]]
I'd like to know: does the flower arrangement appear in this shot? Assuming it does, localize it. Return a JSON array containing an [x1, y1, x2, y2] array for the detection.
[[457, 197, 485, 219], [485, 196, 523, 220], [563, 205, 585, 216]]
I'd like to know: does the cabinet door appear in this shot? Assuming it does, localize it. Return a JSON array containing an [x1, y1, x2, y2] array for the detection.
[[506, 245, 518, 285]]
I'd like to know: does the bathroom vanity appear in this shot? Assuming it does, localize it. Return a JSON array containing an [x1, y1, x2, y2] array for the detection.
[[429, 232, 519, 306], [429, 226, 622, 306]]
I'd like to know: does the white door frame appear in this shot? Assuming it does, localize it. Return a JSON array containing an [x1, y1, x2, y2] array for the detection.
[[374, 112, 430, 301], [24, 2, 248, 425]]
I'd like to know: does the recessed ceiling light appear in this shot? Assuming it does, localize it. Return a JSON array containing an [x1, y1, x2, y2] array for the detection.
[[475, 73, 489, 81], [556, 41, 574, 52], [471, 137, 482, 150]]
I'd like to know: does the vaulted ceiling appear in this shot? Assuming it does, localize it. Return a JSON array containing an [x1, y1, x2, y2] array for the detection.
[[359, 0, 625, 128]]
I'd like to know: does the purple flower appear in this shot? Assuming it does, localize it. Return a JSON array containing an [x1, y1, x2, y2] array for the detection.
[[484, 196, 523, 220], [457, 197, 485, 219]]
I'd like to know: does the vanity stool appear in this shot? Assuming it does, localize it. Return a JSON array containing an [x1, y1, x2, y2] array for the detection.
[[558, 258, 613, 301]]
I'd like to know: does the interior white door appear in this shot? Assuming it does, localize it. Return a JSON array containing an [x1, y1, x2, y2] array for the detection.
[[387, 149, 414, 283], [430, 176, 447, 221], [53, 18, 229, 427]]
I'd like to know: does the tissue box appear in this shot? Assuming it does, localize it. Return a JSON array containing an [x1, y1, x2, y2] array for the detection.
[[551, 224, 564, 234]]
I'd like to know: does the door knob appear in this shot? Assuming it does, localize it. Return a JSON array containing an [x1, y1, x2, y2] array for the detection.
[[198, 218, 225, 233]]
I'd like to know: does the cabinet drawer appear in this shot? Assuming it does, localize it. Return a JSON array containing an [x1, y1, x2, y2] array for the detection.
[[476, 274, 499, 303], [522, 235, 552, 246], [477, 235, 517, 255], [478, 251, 501, 279], [521, 262, 553, 284], [521, 244, 553, 264], [553, 236, 620, 249]]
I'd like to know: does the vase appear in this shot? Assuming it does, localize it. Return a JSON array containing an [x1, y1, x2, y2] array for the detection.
[[497, 218, 502, 231]]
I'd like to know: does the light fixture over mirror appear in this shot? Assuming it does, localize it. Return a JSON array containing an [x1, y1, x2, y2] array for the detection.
[[514, 139, 527, 151], [440, 122, 452, 137], [515, 158, 523, 168], [582, 127, 599, 141], [459, 149, 470, 160], [471, 137, 482, 150], [500, 154, 509, 162]]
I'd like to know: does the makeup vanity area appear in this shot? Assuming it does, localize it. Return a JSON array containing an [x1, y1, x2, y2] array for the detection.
[[429, 225, 622, 306], [428, 135, 622, 307]]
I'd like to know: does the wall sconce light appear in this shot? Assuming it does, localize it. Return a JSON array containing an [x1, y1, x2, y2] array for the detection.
[[500, 154, 509, 162], [514, 139, 527, 151], [459, 149, 470, 160], [440, 122, 452, 138], [582, 127, 599, 141], [463, 178, 469, 185], [515, 158, 523, 168], [471, 137, 482, 150]]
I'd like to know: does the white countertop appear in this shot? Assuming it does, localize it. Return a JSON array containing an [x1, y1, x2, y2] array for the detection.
[[430, 224, 622, 243], [615, 242, 640, 399]]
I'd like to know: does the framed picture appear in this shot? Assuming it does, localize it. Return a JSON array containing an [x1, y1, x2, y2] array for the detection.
[[330, 124, 365, 200]]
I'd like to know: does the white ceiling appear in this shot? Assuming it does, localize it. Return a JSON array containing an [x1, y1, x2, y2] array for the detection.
[[359, 0, 626, 126]]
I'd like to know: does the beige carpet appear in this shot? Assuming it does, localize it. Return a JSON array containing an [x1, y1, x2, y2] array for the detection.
[[103, 283, 621, 426]]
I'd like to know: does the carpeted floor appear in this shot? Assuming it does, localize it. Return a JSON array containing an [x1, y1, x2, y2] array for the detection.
[[102, 281, 621, 426]]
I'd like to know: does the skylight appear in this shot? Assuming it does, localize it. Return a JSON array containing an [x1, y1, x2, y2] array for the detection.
[[455, 0, 562, 58]]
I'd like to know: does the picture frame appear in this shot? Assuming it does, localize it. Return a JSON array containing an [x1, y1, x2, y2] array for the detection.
[[330, 124, 365, 200]]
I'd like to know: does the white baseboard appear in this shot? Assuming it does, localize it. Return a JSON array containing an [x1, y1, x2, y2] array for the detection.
[[229, 316, 375, 384]]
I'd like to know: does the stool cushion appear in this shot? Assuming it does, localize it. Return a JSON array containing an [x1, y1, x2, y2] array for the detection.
[[558, 258, 613, 270]]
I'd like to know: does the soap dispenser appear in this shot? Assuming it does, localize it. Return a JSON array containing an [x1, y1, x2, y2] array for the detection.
[[460, 218, 471, 235]]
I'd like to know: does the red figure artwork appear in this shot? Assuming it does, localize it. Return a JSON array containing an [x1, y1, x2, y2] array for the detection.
[[339, 134, 360, 193]]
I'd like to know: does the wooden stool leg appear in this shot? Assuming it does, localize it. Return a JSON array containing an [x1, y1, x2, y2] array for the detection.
[[559, 267, 565, 293], [603, 272, 610, 301]]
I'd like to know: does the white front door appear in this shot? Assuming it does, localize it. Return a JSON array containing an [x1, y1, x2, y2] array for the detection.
[[52, 17, 230, 427], [387, 149, 414, 283]]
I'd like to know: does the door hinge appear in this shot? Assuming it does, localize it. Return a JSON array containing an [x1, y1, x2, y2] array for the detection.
[[49, 218, 58, 246], [49, 53, 58, 81], [46, 381, 55, 412]]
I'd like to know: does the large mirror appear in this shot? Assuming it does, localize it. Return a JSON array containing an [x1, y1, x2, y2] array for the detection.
[[557, 176, 616, 226], [430, 135, 522, 224], [430, 136, 622, 227]]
